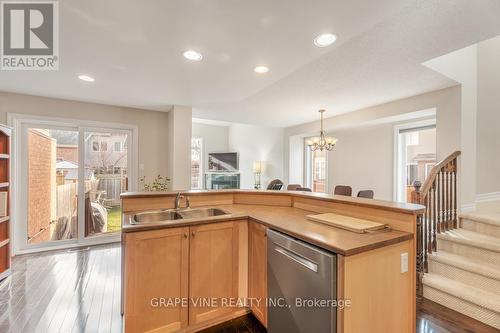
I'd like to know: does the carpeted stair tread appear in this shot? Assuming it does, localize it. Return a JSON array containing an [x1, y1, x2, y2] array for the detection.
[[423, 273, 500, 313], [437, 229, 500, 252], [460, 212, 500, 227], [428, 251, 500, 280]]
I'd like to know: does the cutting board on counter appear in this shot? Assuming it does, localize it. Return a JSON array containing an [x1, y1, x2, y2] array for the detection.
[[306, 213, 386, 233]]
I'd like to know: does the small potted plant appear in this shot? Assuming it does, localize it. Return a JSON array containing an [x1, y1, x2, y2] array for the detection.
[[140, 175, 171, 192]]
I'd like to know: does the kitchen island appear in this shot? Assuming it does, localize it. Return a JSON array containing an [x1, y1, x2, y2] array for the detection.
[[121, 190, 424, 333]]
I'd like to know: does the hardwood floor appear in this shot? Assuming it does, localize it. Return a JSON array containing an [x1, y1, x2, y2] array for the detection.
[[0, 243, 122, 333], [417, 299, 499, 333], [0, 243, 496, 333], [198, 314, 266, 333]]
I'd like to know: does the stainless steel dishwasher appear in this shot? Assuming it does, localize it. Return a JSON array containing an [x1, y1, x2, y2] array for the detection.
[[267, 229, 336, 333]]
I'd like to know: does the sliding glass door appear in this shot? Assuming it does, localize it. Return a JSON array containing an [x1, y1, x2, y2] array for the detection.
[[13, 116, 136, 253], [26, 127, 79, 246], [83, 130, 129, 237]]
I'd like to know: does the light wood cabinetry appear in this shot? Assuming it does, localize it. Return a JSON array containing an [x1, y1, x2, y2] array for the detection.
[[189, 221, 240, 325], [124, 221, 242, 333], [124, 227, 190, 333], [248, 221, 267, 327], [122, 190, 421, 333]]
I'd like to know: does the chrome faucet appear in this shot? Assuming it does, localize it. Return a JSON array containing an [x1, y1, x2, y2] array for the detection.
[[175, 192, 184, 210], [174, 192, 190, 210]]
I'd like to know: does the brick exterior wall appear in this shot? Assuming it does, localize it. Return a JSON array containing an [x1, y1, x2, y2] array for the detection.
[[57, 145, 78, 163], [28, 129, 56, 244]]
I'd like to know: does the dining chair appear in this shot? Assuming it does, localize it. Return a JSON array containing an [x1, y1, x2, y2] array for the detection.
[[295, 187, 312, 192], [334, 185, 352, 196], [357, 190, 374, 199], [267, 179, 284, 190]]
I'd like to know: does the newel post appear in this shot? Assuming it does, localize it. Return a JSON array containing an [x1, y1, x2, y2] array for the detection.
[[410, 180, 422, 204]]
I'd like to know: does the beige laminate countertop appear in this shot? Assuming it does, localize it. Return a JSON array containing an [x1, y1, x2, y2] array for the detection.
[[122, 204, 413, 256]]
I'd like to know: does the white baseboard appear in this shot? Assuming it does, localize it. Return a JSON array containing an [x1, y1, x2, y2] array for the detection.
[[461, 204, 476, 213], [461, 192, 500, 213]]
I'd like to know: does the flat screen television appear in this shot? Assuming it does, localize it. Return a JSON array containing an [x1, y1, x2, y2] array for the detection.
[[208, 152, 238, 172]]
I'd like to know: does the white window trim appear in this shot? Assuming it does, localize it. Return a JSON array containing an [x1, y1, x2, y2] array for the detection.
[[393, 117, 436, 202], [8, 113, 139, 255]]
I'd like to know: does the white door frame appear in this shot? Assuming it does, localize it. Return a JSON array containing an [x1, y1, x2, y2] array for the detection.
[[8, 113, 139, 255], [303, 138, 329, 193], [393, 118, 436, 202]]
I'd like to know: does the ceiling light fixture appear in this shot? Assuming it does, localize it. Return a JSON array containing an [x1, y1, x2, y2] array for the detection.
[[314, 33, 337, 47], [183, 50, 203, 61], [254, 66, 269, 74], [305, 109, 338, 151], [78, 75, 95, 82]]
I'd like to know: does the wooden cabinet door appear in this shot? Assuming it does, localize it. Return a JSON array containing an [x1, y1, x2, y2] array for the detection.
[[189, 221, 239, 325], [248, 221, 268, 326], [124, 227, 189, 333]]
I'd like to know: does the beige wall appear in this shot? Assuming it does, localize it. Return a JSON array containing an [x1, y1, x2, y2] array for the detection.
[[228, 123, 284, 189], [326, 124, 394, 200], [167, 105, 192, 190], [477, 36, 500, 195], [0, 92, 170, 187], [285, 86, 461, 200], [192, 122, 230, 175]]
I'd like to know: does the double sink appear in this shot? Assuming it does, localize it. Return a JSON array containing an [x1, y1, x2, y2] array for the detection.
[[131, 207, 231, 225]]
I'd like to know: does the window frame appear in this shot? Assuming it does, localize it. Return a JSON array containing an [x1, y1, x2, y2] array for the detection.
[[191, 137, 204, 190]]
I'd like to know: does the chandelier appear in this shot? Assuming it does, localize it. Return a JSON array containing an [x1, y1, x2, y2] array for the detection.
[[306, 109, 338, 151]]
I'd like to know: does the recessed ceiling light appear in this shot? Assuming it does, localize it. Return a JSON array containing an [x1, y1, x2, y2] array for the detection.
[[183, 50, 203, 61], [254, 66, 269, 74], [78, 74, 95, 82], [314, 33, 337, 47]]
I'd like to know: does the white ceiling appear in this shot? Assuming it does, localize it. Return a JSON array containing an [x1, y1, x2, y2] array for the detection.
[[1, 0, 500, 127]]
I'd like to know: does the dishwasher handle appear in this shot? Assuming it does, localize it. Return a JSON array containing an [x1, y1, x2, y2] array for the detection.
[[274, 246, 318, 273]]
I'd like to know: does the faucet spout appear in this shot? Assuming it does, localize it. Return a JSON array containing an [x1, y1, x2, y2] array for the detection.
[[175, 192, 184, 210]]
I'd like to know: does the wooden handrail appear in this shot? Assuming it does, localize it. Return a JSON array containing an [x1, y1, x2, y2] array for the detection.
[[410, 150, 461, 300], [417, 151, 461, 203]]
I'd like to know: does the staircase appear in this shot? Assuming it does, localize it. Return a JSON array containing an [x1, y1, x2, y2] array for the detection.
[[422, 211, 500, 329], [409, 151, 500, 329]]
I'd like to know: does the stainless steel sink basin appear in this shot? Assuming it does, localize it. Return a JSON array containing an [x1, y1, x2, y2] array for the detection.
[[131, 210, 183, 224], [178, 207, 230, 219], [130, 207, 230, 225]]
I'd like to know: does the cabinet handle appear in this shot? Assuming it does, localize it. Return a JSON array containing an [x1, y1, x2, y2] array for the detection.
[[183, 233, 188, 239], [191, 231, 195, 238]]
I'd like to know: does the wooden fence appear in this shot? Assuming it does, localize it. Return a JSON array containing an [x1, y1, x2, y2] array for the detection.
[[96, 174, 127, 206], [54, 179, 99, 240]]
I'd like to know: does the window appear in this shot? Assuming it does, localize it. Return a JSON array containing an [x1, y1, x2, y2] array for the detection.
[[191, 138, 203, 189], [425, 163, 435, 179], [114, 141, 122, 152], [92, 140, 108, 152], [395, 122, 436, 202], [304, 138, 327, 193], [406, 164, 418, 186]]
